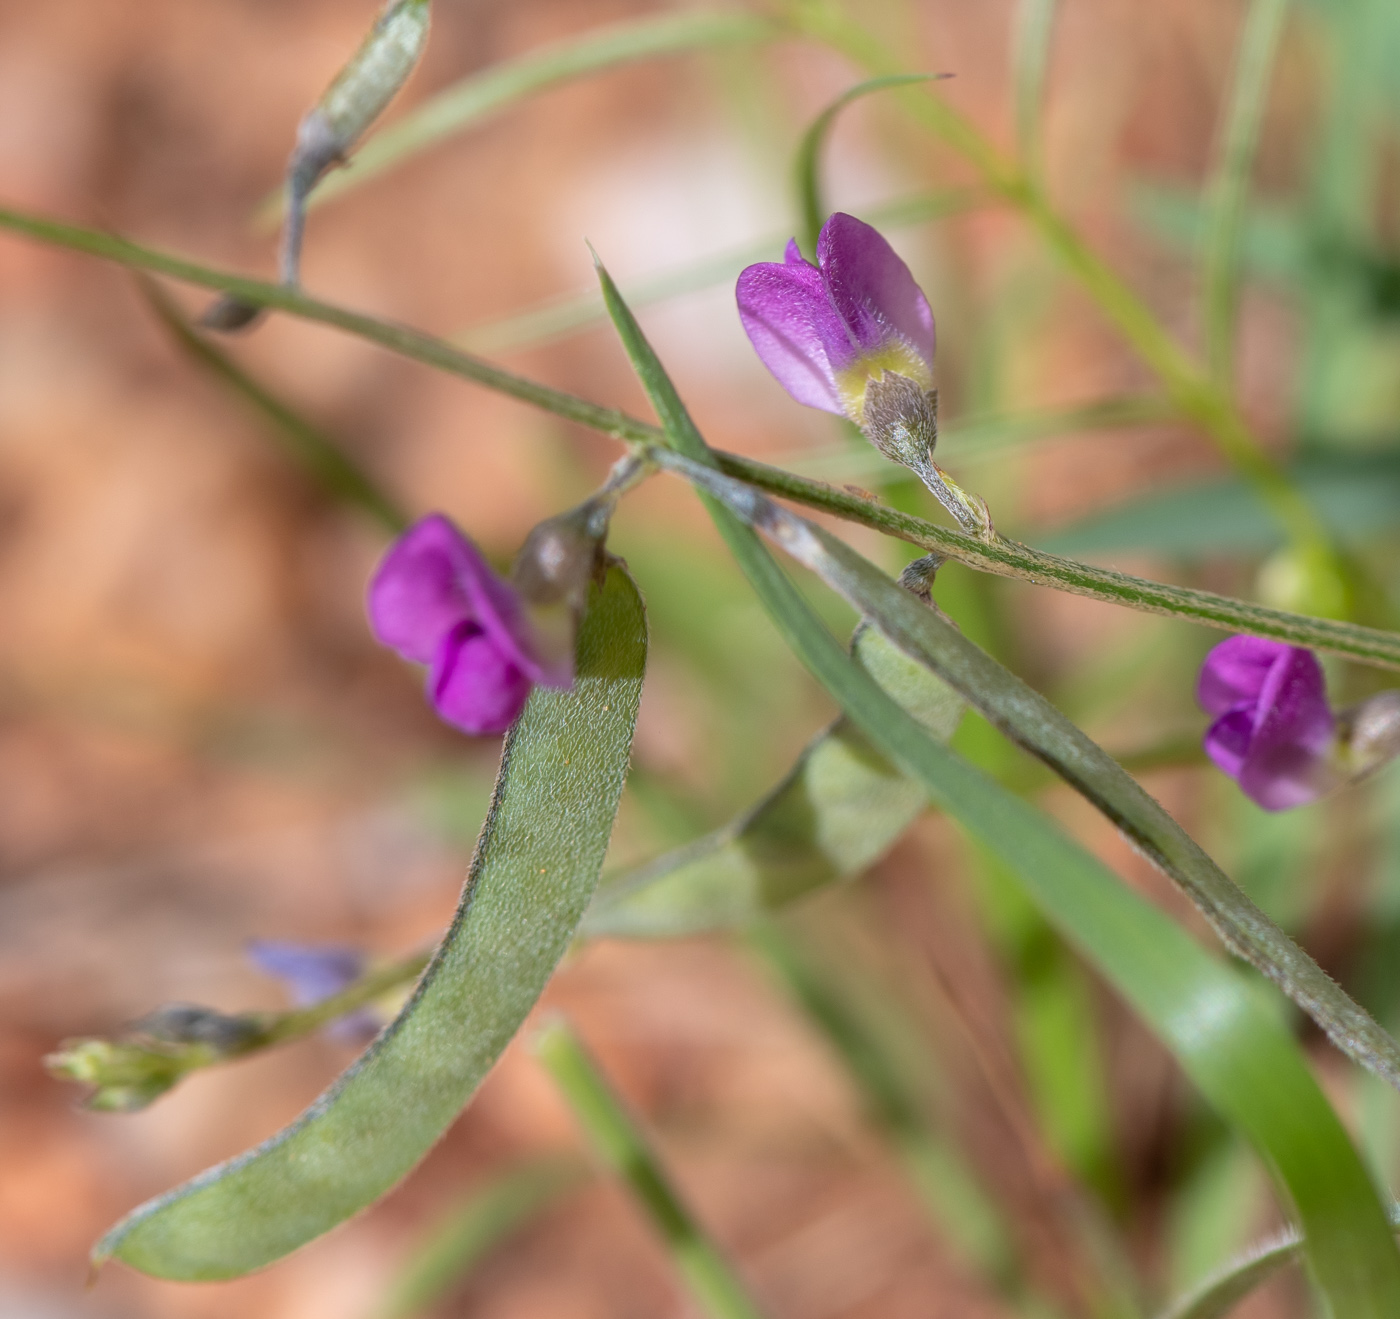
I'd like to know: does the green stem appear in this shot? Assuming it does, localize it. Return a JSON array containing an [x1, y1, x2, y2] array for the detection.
[[710, 451, 1400, 670], [532, 1019, 770, 1319], [46, 949, 432, 1109], [2, 206, 1394, 664]]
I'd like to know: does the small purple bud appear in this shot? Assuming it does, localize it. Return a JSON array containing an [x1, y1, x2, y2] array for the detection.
[[367, 514, 568, 736], [736, 213, 935, 427], [1197, 636, 1337, 811], [247, 940, 378, 1045]]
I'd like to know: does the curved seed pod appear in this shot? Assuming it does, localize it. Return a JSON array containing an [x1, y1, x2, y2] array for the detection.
[[204, 0, 431, 329], [93, 564, 646, 1279], [583, 616, 964, 939], [282, 0, 433, 283]]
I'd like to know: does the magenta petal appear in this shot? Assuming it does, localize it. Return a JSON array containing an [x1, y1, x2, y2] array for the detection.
[[736, 259, 853, 414], [367, 514, 475, 663], [783, 238, 810, 266], [1203, 708, 1253, 778], [429, 621, 533, 735], [368, 514, 556, 686], [1238, 648, 1334, 810], [816, 212, 935, 370], [1197, 635, 1290, 716]]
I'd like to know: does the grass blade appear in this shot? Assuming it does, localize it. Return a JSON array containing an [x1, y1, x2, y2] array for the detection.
[[93, 565, 647, 1279], [592, 269, 1400, 1314], [533, 1019, 769, 1319], [658, 446, 1400, 1094], [1199, 0, 1291, 384], [263, 11, 776, 223], [371, 1156, 589, 1319], [3, 206, 1398, 668], [792, 74, 944, 256]]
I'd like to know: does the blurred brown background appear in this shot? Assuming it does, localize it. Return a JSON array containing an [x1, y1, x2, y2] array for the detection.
[[0, 0, 1367, 1315]]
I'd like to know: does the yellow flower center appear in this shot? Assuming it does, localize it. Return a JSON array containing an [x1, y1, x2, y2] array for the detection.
[[834, 341, 933, 426]]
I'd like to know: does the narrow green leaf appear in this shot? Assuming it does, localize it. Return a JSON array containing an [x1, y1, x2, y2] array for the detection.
[[584, 625, 964, 937], [661, 447, 1400, 1095], [680, 479, 1400, 1316], [1199, 0, 1291, 383], [4, 205, 1398, 668], [140, 278, 409, 533], [93, 565, 647, 1279], [264, 11, 776, 223], [372, 1156, 589, 1319], [793, 74, 944, 257], [1039, 452, 1400, 559], [1012, 0, 1059, 183], [589, 271, 1400, 1312], [533, 1019, 769, 1319]]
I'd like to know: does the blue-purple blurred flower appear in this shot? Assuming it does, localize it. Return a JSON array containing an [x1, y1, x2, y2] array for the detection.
[[736, 212, 935, 428], [1197, 636, 1336, 811], [368, 514, 570, 735], [247, 940, 378, 1045]]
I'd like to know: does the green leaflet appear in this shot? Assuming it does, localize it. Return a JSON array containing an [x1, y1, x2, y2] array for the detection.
[[584, 625, 964, 938], [588, 262, 1400, 1313], [93, 565, 647, 1280]]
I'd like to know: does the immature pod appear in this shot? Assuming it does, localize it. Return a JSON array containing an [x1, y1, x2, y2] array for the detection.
[[204, 0, 432, 330], [282, 0, 433, 285]]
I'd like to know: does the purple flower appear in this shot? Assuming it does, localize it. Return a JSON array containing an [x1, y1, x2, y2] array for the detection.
[[368, 514, 569, 735], [1197, 636, 1337, 811], [736, 213, 935, 425], [247, 940, 378, 1045]]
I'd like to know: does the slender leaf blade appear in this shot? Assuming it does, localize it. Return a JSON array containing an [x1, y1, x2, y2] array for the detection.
[[94, 565, 647, 1279], [591, 273, 1400, 1314], [793, 73, 943, 256]]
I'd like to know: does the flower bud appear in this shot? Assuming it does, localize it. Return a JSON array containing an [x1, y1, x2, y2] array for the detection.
[[1336, 690, 1400, 781], [863, 376, 938, 473], [511, 498, 611, 678]]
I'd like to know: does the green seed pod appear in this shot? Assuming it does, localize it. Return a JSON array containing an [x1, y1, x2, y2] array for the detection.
[[282, 0, 433, 284], [203, 0, 431, 329]]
